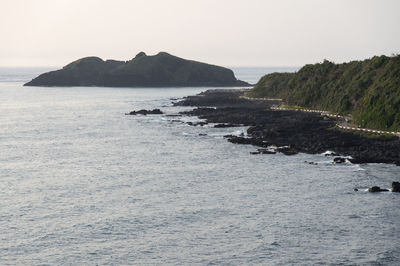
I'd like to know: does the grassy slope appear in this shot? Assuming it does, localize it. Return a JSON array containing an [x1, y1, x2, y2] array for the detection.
[[248, 55, 400, 131]]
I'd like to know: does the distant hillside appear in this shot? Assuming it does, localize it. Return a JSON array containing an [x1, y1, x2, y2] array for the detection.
[[25, 52, 249, 87], [248, 55, 400, 131]]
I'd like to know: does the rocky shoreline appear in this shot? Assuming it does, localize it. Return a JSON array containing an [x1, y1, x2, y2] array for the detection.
[[174, 89, 400, 166]]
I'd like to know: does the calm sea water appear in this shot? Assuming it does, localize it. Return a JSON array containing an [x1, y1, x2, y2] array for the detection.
[[0, 68, 399, 265]]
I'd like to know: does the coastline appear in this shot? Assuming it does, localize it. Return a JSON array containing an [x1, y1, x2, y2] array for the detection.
[[174, 89, 400, 166]]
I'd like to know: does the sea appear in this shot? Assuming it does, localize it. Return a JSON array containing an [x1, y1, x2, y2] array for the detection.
[[0, 66, 399, 265]]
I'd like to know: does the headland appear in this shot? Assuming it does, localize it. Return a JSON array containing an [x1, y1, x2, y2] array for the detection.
[[175, 89, 400, 165]]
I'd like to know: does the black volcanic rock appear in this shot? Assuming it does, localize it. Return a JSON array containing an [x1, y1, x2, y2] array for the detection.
[[368, 186, 389, 193], [174, 89, 279, 108], [24, 52, 250, 87], [125, 109, 163, 115], [392, 182, 400, 192], [333, 157, 347, 164], [177, 89, 400, 165], [276, 147, 298, 156], [214, 123, 242, 128]]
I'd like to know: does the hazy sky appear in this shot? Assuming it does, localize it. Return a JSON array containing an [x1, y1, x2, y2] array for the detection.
[[1, 0, 399, 67]]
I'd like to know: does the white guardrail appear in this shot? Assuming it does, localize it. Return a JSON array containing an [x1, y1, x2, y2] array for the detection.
[[240, 96, 282, 101], [270, 106, 400, 137]]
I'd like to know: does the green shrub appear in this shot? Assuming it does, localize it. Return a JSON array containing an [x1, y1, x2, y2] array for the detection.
[[250, 55, 400, 131]]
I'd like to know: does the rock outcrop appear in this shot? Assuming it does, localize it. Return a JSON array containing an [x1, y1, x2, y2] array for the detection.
[[368, 186, 389, 193], [392, 182, 400, 192], [125, 109, 163, 115]]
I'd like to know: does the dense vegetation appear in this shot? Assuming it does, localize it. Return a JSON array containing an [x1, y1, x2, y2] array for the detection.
[[249, 55, 400, 131], [25, 52, 249, 87]]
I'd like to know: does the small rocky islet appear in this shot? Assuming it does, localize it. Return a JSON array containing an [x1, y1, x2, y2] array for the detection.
[[24, 52, 249, 87], [125, 109, 163, 115]]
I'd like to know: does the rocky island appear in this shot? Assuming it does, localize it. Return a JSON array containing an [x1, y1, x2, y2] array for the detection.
[[24, 52, 249, 87]]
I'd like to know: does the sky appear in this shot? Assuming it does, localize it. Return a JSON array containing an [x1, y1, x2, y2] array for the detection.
[[1, 0, 399, 67]]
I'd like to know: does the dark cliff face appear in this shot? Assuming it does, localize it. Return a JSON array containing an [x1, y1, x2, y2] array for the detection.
[[24, 52, 250, 87]]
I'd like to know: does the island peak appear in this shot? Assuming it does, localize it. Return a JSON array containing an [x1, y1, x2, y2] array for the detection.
[[63, 56, 104, 69], [135, 51, 147, 58]]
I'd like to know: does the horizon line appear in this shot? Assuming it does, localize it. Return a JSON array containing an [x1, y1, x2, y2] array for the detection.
[[0, 65, 302, 69]]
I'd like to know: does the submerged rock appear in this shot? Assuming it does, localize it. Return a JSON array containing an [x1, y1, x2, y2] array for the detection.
[[276, 147, 298, 156], [333, 157, 347, 164], [325, 152, 340, 157], [257, 148, 276, 154], [126, 109, 163, 115], [214, 123, 242, 128], [187, 121, 208, 126]]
